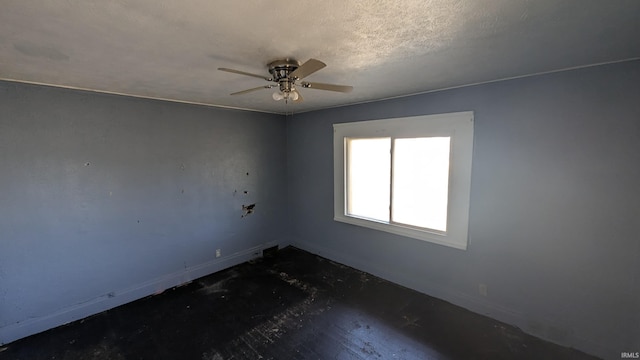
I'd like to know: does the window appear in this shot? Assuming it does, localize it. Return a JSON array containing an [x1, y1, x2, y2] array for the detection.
[[333, 112, 474, 250]]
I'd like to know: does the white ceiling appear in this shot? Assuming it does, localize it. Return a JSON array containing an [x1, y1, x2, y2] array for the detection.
[[1, 1, 639, 114]]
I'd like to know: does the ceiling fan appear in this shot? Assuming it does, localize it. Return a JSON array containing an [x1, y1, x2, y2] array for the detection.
[[218, 58, 353, 103]]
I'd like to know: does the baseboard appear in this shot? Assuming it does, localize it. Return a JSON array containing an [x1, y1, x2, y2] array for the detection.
[[0, 241, 279, 346], [291, 239, 611, 359]]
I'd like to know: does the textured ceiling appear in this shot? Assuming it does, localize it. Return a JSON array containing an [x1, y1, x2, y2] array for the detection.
[[1, 0, 639, 114]]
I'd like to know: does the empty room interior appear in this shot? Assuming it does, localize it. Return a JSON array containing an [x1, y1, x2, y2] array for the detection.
[[1, 1, 639, 359]]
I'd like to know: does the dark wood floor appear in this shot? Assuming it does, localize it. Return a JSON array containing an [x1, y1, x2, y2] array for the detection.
[[1, 246, 599, 360]]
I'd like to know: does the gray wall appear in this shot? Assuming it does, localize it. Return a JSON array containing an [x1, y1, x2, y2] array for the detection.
[[2, 61, 638, 358], [286, 60, 640, 358], [0, 82, 287, 344]]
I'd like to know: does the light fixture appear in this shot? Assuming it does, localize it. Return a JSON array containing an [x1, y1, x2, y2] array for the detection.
[[272, 89, 299, 102]]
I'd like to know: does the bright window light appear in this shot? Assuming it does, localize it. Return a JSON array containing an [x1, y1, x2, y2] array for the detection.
[[392, 137, 450, 232], [346, 138, 390, 222]]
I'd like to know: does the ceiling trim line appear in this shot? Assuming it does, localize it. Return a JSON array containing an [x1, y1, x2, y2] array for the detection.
[[0, 78, 283, 115], [292, 57, 640, 115]]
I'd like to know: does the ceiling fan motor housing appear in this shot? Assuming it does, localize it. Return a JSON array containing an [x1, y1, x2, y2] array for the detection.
[[269, 59, 301, 93]]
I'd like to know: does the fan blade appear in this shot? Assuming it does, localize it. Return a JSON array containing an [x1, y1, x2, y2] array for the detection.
[[289, 59, 326, 80], [230, 85, 274, 96], [218, 68, 272, 81], [301, 81, 353, 93]]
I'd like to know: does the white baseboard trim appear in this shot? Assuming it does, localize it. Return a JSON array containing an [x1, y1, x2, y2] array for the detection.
[[0, 241, 279, 346], [290, 239, 611, 359]]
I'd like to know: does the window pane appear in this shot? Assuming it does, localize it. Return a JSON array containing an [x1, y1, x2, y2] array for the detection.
[[392, 137, 450, 231], [347, 138, 391, 222]]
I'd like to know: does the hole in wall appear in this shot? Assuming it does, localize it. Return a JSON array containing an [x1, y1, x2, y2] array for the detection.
[[242, 203, 256, 217]]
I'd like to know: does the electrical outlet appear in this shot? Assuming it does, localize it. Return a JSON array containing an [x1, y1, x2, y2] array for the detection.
[[215, 249, 221, 258], [479, 283, 488, 297]]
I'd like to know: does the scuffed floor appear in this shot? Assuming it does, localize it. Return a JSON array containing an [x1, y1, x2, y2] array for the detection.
[[1, 246, 599, 359]]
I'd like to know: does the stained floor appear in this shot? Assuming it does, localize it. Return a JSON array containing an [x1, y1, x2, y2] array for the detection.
[[0, 246, 599, 360]]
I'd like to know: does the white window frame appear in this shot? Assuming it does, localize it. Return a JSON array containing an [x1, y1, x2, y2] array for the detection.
[[333, 111, 474, 250]]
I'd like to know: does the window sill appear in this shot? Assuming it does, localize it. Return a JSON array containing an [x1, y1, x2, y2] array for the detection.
[[333, 214, 467, 250]]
